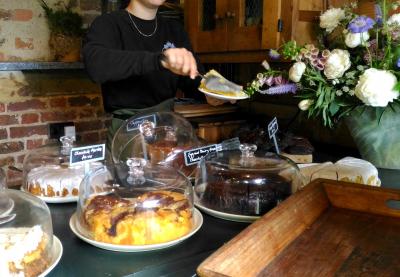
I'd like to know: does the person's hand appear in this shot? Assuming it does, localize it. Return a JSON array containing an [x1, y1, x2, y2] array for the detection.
[[206, 95, 237, 106], [161, 48, 197, 79]]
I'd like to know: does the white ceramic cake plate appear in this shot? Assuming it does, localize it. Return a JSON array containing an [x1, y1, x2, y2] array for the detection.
[[198, 88, 249, 101], [39, 236, 63, 277], [69, 208, 203, 252], [21, 187, 78, 203], [194, 194, 260, 223]]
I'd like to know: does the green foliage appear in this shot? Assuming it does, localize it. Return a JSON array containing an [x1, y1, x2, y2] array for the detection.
[[39, 0, 84, 37]]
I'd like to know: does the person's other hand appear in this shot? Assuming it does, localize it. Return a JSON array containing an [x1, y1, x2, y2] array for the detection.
[[161, 48, 197, 79], [206, 95, 237, 106]]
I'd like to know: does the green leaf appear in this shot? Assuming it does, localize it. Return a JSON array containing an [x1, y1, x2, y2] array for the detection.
[[329, 102, 340, 116]]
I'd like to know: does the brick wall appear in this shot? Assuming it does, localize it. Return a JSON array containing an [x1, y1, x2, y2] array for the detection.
[[0, 71, 110, 187], [0, 1, 107, 187]]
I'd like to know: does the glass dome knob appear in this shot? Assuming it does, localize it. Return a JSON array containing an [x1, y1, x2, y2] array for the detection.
[[60, 135, 75, 155], [126, 158, 147, 185], [239, 144, 257, 158]]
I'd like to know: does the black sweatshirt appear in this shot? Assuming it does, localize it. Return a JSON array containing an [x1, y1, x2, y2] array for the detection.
[[83, 10, 203, 113]]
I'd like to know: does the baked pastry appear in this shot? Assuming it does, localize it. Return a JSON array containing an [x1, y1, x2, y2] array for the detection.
[[83, 190, 193, 245], [200, 169, 292, 216], [26, 163, 101, 198], [0, 225, 49, 277]]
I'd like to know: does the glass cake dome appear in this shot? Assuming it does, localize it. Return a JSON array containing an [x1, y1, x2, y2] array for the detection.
[[22, 136, 102, 201], [0, 188, 55, 276], [111, 112, 202, 178], [76, 157, 194, 246], [194, 144, 305, 217], [0, 167, 5, 189]]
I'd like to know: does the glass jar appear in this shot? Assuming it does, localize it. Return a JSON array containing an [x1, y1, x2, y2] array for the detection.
[[77, 157, 194, 245], [111, 112, 202, 178], [0, 189, 54, 276], [22, 136, 101, 201], [195, 144, 305, 216]]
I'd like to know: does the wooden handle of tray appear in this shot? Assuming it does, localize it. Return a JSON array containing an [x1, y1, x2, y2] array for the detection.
[[322, 179, 400, 218]]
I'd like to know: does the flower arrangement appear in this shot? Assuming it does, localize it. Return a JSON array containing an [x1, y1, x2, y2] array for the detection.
[[245, 0, 400, 127]]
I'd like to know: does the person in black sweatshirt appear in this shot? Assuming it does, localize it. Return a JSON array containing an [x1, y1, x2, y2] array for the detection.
[[83, 0, 209, 149]]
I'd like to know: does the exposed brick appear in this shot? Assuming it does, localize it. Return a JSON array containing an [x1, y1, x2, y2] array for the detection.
[[80, 132, 100, 143], [99, 129, 108, 142], [80, 0, 101, 11], [8, 99, 46, 112], [0, 9, 11, 20], [0, 103, 5, 113], [0, 114, 18, 125], [21, 113, 39, 124], [6, 179, 22, 188], [0, 129, 7, 140], [75, 120, 103, 132], [12, 9, 33, 21], [49, 97, 67, 108], [15, 37, 33, 50], [78, 108, 97, 119], [41, 111, 77, 122], [10, 125, 47, 138], [0, 157, 14, 167], [7, 168, 22, 180], [17, 86, 32, 97], [17, 155, 25, 164], [27, 138, 44, 150], [0, 141, 24, 154], [68, 96, 99, 107], [0, 52, 5, 61]]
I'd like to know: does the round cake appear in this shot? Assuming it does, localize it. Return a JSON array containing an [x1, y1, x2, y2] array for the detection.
[[82, 190, 193, 245], [199, 169, 292, 216], [26, 164, 83, 198], [0, 225, 50, 277]]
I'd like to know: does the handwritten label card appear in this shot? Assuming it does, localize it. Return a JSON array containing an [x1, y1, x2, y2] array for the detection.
[[126, 114, 157, 132], [70, 144, 106, 165], [267, 117, 280, 154], [183, 144, 222, 166]]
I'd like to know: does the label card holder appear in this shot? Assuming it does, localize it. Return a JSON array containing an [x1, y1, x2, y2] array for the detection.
[[268, 117, 280, 154], [126, 114, 157, 132]]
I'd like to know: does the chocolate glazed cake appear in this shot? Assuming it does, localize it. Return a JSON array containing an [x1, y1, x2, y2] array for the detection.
[[201, 166, 292, 216]]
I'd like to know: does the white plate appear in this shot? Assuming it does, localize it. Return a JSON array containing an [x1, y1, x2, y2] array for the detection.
[[69, 208, 203, 252], [39, 236, 63, 277], [21, 187, 78, 203], [198, 88, 249, 101], [194, 194, 260, 223]]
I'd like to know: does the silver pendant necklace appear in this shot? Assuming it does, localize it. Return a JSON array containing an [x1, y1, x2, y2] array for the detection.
[[127, 11, 158, 37]]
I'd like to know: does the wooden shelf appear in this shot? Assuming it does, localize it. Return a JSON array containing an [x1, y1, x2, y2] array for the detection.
[[0, 62, 84, 71]]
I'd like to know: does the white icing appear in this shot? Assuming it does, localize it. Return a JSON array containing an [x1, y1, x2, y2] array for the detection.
[[0, 226, 45, 276], [26, 162, 102, 197]]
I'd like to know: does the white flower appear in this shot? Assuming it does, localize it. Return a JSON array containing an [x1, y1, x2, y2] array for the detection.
[[289, 62, 306, 83], [298, 99, 314, 111], [355, 68, 399, 107], [261, 60, 270, 70], [336, 90, 343, 96], [387, 13, 400, 26], [345, 31, 370, 48], [320, 8, 346, 33], [324, 49, 351, 79]]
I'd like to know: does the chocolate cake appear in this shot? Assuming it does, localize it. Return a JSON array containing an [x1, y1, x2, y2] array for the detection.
[[200, 168, 292, 216]]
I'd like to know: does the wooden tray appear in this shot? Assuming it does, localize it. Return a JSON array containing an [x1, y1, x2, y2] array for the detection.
[[197, 179, 400, 277]]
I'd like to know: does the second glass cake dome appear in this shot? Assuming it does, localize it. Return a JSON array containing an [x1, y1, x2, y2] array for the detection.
[[111, 111, 202, 178], [194, 144, 305, 217], [76, 157, 194, 246]]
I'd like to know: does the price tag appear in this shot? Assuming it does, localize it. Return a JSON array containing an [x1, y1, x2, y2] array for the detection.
[[267, 117, 280, 154], [126, 114, 157, 132], [183, 144, 221, 166], [70, 144, 105, 165]]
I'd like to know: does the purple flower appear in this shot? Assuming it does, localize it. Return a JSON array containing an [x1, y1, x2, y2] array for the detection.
[[397, 58, 400, 68], [268, 49, 281, 60], [348, 16, 375, 33], [374, 4, 383, 26], [259, 84, 298, 95]]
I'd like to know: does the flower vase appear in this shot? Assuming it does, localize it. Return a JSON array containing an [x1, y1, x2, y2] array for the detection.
[[345, 106, 400, 169]]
